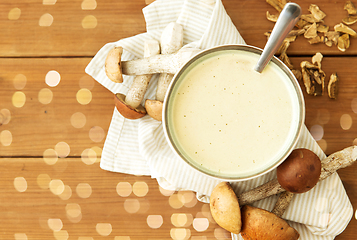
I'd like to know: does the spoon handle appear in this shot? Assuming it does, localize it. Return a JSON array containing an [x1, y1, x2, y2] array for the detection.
[[254, 3, 301, 73]]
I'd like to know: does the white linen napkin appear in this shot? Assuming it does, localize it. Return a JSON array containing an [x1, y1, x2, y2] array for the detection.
[[85, 0, 353, 239]]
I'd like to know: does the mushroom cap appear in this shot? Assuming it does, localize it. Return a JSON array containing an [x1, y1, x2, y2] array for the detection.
[[145, 99, 163, 121], [209, 182, 241, 234], [105, 46, 124, 83], [277, 148, 321, 194], [114, 93, 146, 119], [240, 205, 299, 240]]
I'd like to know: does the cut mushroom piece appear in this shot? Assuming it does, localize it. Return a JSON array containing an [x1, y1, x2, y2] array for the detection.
[[324, 31, 340, 45], [209, 182, 242, 234], [338, 33, 351, 52], [342, 15, 357, 25], [125, 39, 161, 109], [300, 53, 326, 96], [266, 0, 286, 12], [266, 11, 279, 22], [105, 46, 124, 83], [308, 4, 326, 22], [240, 205, 299, 240], [114, 39, 160, 119], [304, 22, 318, 39], [238, 146, 357, 206], [334, 23, 357, 37], [328, 73, 339, 99], [344, 0, 357, 15]]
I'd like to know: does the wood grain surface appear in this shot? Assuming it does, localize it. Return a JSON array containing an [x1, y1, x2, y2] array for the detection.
[[0, 0, 356, 239]]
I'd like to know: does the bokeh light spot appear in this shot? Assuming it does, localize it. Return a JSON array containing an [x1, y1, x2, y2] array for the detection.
[[96, 223, 112, 236], [48, 218, 63, 231], [8, 8, 21, 20], [70, 112, 86, 128], [49, 179, 65, 195], [89, 126, 105, 142], [14, 233, 27, 240], [171, 213, 192, 227], [170, 228, 191, 240], [55, 142, 70, 158], [59, 185, 72, 201], [0, 130, 12, 146], [79, 75, 95, 90], [45, 70, 61, 87], [310, 124, 324, 141], [169, 193, 185, 209], [214, 228, 231, 239], [147, 215, 163, 229], [14, 177, 27, 192], [39, 13, 54, 26], [0, 109, 11, 125], [38, 88, 53, 104], [340, 114, 352, 130], [53, 230, 68, 240], [82, 0, 97, 10], [37, 173, 51, 189], [133, 181, 149, 197], [12, 91, 26, 108], [43, 0, 57, 5], [43, 148, 58, 165], [76, 88, 92, 105], [81, 148, 97, 165], [193, 218, 209, 232], [116, 182, 132, 197], [13, 74, 27, 90], [82, 15, 97, 28], [76, 183, 92, 198], [124, 199, 140, 213]]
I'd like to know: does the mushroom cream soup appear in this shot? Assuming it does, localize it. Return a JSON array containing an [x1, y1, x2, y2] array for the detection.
[[166, 49, 301, 179]]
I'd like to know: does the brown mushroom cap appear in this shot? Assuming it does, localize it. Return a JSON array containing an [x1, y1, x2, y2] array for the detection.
[[105, 47, 124, 83], [277, 148, 321, 194], [114, 93, 146, 119], [209, 182, 241, 234], [240, 205, 299, 240], [145, 99, 163, 121]]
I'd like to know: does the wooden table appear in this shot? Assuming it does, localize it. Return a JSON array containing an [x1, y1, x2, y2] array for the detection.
[[0, 0, 356, 239]]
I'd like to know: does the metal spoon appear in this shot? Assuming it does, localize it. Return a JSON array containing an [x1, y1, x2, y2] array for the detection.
[[254, 3, 301, 73]]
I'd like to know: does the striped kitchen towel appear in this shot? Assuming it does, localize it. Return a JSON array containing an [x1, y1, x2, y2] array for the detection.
[[85, 0, 353, 239]]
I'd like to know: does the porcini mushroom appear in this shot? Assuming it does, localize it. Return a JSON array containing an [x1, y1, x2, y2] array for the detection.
[[145, 22, 185, 121], [209, 182, 241, 234], [114, 39, 160, 119], [238, 146, 357, 206], [240, 205, 299, 240], [105, 46, 124, 83], [277, 148, 321, 194]]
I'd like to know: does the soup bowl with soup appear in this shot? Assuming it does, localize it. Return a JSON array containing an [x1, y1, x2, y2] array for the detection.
[[162, 45, 305, 181]]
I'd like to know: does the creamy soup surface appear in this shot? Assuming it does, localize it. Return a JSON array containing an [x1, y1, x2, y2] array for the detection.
[[167, 50, 299, 178]]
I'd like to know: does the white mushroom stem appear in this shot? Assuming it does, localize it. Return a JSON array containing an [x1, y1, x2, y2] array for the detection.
[[125, 39, 160, 108], [156, 22, 183, 102], [121, 47, 201, 76], [238, 146, 357, 206]]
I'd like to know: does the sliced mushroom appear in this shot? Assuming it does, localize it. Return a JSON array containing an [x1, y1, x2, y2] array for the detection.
[[266, 11, 279, 22], [308, 4, 326, 22], [266, 0, 286, 12], [328, 73, 339, 99], [324, 31, 340, 45], [342, 15, 357, 25], [300, 53, 326, 96], [334, 23, 357, 37], [344, 0, 357, 15], [338, 33, 351, 52], [304, 22, 318, 38]]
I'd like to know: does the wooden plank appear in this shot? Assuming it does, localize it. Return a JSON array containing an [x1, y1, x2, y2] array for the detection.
[[1, 56, 356, 156], [2, 0, 357, 57], [0, 58, 113, 157], [0, 158, 227, 240]]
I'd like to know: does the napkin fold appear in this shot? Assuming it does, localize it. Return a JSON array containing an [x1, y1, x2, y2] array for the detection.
[[85, 0, 353, 239]]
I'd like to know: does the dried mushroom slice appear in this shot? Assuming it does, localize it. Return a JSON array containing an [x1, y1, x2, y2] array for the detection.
[[342, 15, 357, 25], [300, 53, 326, 96], [279, 52, 294, 69], [344, 0, 357, 15], [324, 31, 340, 45], [317, 24, 329, 33], [338, 33, 350, 52], [296, 18, 310, 29], [334, 23, 357, 37], [266, 0, 286, 12], [309, 4, 327, 22], [304, 22, 318, 38], [301, 14, 319, 24], [266, 11, 279, 22], [309, 36, 323, 44], [328, 73, 339, 99]]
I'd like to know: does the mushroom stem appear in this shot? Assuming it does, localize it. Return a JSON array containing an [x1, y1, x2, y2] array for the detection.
[[155, 22, 183, 102], [121, 47, 201, 76], [238, 146, 357, 206], [125, 39, 160, 108], [271, 191, 295, 217]]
